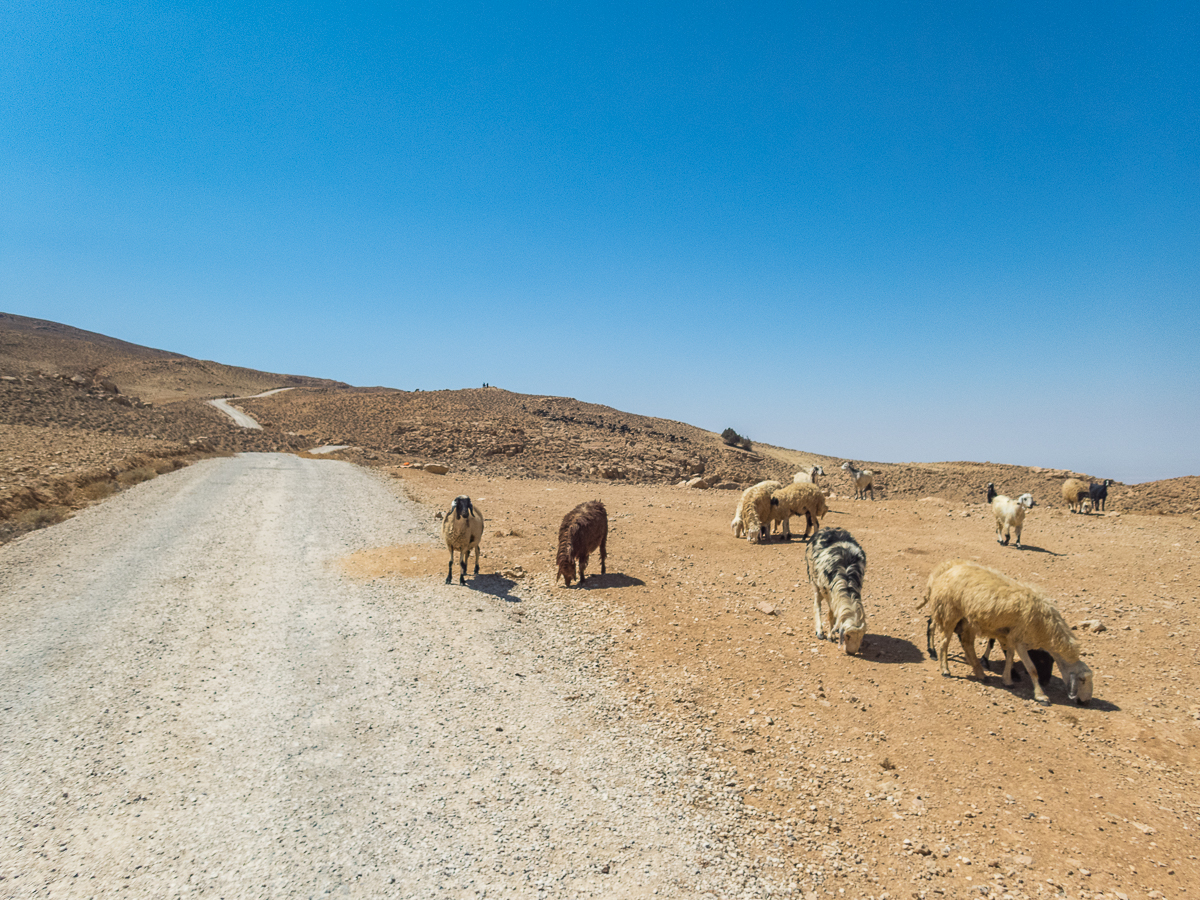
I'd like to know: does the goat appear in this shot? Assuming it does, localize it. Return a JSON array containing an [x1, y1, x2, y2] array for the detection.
[[793, 465, 825, 485], [806, 527, 868, 655], [1089, 479, 1114, 512], [442, 495, 484, 584], [924, 617, 1054, 685], [555, 500, 608, 587], [992, 492, 1034, 548], [841, 461, 875, 500]]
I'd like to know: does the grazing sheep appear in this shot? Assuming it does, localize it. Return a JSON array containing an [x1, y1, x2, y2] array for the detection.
[[924, 617, 1054, 685], [806, 527, 868, 654], [841, 461, 875, 500], [738, 480, 783, 544], [442, 495, 484, 585], [1089, 478, 1114, 512], [991, 492, 1034, 548], [793, 465, 825, 485], [731, 483, 758, 538], [1062, 478, 1091, 513], [770, 482, 829, 541], [555, 500, 608, 587], [918, 560, 1094, 705]]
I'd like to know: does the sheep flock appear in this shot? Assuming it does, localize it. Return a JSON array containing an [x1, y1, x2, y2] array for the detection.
[[430, 464, 1114, 707]]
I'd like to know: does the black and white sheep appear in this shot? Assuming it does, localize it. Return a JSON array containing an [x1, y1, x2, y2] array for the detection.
[[442, 495, 484, 584], [806, 527, 868, 655], [918, 559, 1094, 705], [1089, 479, 1114, 512], [991, 492, 1034, 548], [841, 461, 875, 500]]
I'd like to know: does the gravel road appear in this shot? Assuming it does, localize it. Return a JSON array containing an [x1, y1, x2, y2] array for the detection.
[[0, 454, 800, 899]]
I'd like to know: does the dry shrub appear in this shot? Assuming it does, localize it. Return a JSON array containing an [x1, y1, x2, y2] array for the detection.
[[117, 466, 157, 486], [153, 459, 180, 474], [14, 506, 70, 529], [73, 480, 118, 502]]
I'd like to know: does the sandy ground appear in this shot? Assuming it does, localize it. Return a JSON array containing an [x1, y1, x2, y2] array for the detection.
[[365, 466, 1200, 900]]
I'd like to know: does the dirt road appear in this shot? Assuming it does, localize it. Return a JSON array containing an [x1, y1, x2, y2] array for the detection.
[[0, 455, 793, 898]]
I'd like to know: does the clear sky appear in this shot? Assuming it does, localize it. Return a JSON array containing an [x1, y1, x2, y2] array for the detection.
[[2, 3, 1197, 484]]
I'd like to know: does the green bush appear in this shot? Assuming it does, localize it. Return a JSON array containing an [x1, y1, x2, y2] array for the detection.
[[721, 427, 752, 451]]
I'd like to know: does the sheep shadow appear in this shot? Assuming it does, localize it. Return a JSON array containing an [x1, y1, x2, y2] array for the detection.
[[860, 634, 925, 664], [576, 573, 646, 590], [467, 573, 522, 603], [1008, 543, 1064, 556]]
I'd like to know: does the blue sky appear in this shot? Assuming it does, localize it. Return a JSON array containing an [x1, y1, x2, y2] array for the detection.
[[2, 2, 1197, 483]]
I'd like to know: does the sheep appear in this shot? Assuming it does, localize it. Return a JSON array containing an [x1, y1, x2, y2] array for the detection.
[[991, 492, 1034, 548], [805, 527, 868, 655], [986, 482, 997, 504], [555, 500, 608, 587], [918, 559, 1094, 705], [770, 482, 829, 541], [924, 616, 1054, 685], [1089, 478, 1114, 512], [442, 495, 484, 584], [731, 483, 758, 538], [1062, 478, 1091, 513], [841, 461, 875, 500], [737, 480, 783, 543], [793, 465, 825, 485]]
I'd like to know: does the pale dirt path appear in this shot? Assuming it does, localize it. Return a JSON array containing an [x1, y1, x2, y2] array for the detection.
[[0, 454, 798, 899]]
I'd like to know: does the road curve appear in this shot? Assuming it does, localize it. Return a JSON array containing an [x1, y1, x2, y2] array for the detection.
[[0, 454, 786, 898]]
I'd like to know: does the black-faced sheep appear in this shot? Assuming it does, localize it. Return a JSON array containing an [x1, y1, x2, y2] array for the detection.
[[841, 462, 875, 500], [738, 480, 783, 544], [918, 559, 1094, 705], [805, 527, 867, 655], [1089, 479, 1114, 511], [770, 482, 829, 541], [793, 465, 825, 485], [555, 500, 608, 587], [991, 492, 1034, 548], [443, 495, 484, 585], [1061, 478, 1091, 514]]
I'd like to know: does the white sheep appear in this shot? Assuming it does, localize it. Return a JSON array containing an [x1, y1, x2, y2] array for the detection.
[[806, 527, 868, 655], [841, 461, 875, 500], [442, 495, 484, 584], [737, 480, 782, 543], [793, 465, 825, 485], [770, 482, 829, 541], [1061, 478, 1091, 514], [918, 559, 1094, 705], [731, 484, 757, 538], [991, 492, 1034, 548]]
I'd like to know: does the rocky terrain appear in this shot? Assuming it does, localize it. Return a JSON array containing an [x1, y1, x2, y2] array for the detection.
[[3, 313, 1200, 900]]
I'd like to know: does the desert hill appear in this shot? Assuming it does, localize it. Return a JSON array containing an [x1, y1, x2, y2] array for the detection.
[[2, 312, 1197, 539]]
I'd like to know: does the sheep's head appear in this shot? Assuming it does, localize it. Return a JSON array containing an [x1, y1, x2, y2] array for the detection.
[[1067, 662, 1094, 705], [556, 560, 577, 587], [1017, 493, 1035, 509], [841, 461, 852, 471], [451, 495, 474, 520], [814, 466, 825, 476], [838, 624, 866, 655]]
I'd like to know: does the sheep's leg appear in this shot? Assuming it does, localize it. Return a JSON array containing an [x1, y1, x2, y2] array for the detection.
[[446, 552, 454, 584], [577, 550, 588, 585], [780, 513, 791, 540], [813, 587, 826, 640], [1013, 523, 1022, 548], [599, 534, 607, 575], [936, 625, 954, 677], [459, 551, 468, 584], [472, 541, 480, 575], [1015, 643, 1050, 704], [958, 626, 986, 679]]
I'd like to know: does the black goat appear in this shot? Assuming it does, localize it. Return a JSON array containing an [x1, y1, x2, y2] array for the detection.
[[1088, 479, 1114, 512]]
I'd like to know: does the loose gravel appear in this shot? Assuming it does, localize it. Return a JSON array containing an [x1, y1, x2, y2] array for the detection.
[[0, 453, 806, 898]]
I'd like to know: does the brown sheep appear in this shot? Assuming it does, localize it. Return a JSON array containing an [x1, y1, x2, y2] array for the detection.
[[555, 500, 608, 587], [1061, 478, 1092, 513], [770, 482, 829, 541], [918, 559, 1094, 705]]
